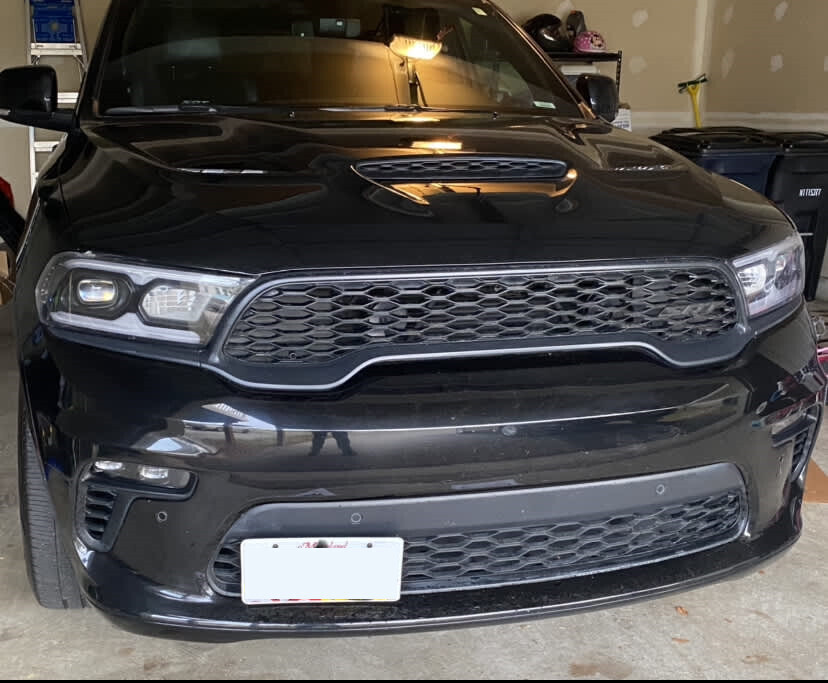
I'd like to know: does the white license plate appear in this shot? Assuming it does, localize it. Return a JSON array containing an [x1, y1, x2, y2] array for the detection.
[[240, 537, 404, 605]]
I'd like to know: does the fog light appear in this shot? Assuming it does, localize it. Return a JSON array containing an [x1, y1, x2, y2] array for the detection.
[[77, 279, 119, 305], [92, 460, 192, 489], [769, 409, 802, 436], [139, 465, 170, 480], [93, 460, 125, 473]]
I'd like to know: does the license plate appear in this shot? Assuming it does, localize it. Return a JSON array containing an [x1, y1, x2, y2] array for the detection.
[[240, 537, 404, 605]]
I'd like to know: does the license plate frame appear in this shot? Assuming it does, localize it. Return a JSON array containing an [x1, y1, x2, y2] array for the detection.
[[240, 537, 405, 605]]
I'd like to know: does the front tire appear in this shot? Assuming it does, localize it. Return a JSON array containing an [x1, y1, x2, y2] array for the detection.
[[18, 395, 84, 609]]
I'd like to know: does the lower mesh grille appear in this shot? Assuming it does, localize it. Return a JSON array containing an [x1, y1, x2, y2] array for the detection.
[[209, 489, 745, 597]]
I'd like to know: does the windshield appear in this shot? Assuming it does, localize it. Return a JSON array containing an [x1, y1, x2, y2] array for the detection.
[[98, 0, 583, 117]]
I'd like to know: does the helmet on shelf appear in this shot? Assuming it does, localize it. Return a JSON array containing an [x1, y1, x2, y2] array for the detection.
[[523, 14, 572, 52], [573, 31, 608, 54], [566, 10, 588, 39]]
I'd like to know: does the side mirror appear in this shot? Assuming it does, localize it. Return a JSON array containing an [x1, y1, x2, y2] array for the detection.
[[0, 66, 73, 132], [575, 74, 619, 123], [0, 66, 57, 113]]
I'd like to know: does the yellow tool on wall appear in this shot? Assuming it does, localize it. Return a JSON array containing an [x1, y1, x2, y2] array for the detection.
[[678, 74, 708, 128]]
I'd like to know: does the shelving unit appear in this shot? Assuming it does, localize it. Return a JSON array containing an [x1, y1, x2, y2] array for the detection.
[[546, 51, 624, 95]]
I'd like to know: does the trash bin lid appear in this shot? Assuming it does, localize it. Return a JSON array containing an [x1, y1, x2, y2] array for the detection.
[[652, 127, 780, 153], [763, 131, 828, 152]]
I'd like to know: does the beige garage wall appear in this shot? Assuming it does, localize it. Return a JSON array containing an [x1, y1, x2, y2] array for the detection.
[[706, 0, 828, 130], [81, 0, 110, 50]]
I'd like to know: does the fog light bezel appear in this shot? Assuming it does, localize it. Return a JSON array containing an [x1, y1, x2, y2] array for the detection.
[[76, 462, 197, 552]]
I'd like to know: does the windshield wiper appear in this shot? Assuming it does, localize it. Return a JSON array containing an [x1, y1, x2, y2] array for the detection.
[[103, 102, 505, 118], [317, 104, 501, 116], [103, 103, 423, 116], [105, 104, 212, 115], [103, 102, 296, 116]]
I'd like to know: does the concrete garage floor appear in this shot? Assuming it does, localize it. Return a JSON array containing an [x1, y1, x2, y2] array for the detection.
[[0, 335, 827, 680]]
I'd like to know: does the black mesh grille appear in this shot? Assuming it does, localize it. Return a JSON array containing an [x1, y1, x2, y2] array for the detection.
[[83, 487, 117, 542], [213, 545, 242, 594], [224, 268, 739, 366], [209, 490, 745, 597], [354, 156, 567, 181]]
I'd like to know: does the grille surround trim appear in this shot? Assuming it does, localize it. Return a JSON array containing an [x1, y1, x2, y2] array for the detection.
[[212, 262, 749, 390]]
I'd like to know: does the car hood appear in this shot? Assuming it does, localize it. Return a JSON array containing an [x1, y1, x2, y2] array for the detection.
[[57, 112, 793, 275]]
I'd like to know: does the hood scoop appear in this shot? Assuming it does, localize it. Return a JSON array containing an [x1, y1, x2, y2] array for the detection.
[[354, 156, 569, 183]]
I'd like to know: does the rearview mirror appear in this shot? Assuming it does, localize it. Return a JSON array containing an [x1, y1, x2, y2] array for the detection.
[[0, 66, 73, 132], [575, 74, 619, 123]]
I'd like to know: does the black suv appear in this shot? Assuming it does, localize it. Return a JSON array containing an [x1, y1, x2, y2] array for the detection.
[[0, 0, 823, 639]]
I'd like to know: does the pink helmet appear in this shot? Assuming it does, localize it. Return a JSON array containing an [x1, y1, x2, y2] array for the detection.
[[573, 31, 607, 53]]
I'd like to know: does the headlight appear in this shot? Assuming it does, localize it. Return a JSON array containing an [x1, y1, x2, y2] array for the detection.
[[732, 235, 805, 318], [36, 253, 253, 345]]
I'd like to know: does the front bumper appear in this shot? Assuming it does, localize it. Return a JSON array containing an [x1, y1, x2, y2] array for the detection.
[[93, 507, 799, 641], [19, 304, 826, 638]]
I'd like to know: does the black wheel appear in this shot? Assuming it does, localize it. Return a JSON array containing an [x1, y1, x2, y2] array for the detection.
[[18, 395, 84, 609]]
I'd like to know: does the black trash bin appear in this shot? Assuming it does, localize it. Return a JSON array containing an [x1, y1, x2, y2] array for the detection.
[[763, 132, 828, 300], [651, 127, 781, 195]]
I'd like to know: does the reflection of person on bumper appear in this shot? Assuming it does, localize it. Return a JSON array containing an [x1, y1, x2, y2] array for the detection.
[[309, 431, 356, 457]]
